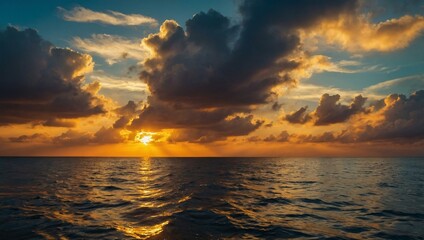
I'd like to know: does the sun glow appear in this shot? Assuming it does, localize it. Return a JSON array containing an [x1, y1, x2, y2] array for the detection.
[[140, 135, 153, 145], [135, 131, 155, 145]]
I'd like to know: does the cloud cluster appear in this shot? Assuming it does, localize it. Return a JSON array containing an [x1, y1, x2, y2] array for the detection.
[[354, 90, 424, 142], [129, 1, 364, 142], [59, 7, 157, 27], [285, 94, 367, 125], [0, 27, 105, 125], [275, 90, 424, 143]]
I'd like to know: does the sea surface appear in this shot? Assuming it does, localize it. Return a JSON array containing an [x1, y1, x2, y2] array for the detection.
[[0, 157, 423, 239]]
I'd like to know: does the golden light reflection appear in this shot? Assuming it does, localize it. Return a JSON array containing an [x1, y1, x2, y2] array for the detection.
[[115, 221, 169, 239]]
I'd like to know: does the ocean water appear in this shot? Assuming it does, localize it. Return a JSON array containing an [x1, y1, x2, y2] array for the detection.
[[0, 157, 423, 239]]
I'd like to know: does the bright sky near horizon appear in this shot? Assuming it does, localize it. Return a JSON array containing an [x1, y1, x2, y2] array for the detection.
[[1, 0, 424, 156]]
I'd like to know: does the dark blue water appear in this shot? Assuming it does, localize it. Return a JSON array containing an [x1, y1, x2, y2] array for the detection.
[[0, 157, 423, 239]]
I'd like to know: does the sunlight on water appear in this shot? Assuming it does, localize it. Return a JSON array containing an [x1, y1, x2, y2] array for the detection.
[[115, 220, 169, 239], [0, 157, 423, 239]]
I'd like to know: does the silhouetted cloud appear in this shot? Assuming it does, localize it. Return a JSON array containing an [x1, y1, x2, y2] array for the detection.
[[9, 133, 49, 143], [168, 115, 264, 143], [264, 131, 290, 142], [93, 127, 126, 144], [353, 90, 424, 142], [279, 90, 424, 143], [285, 106, 311, 124], [59, 6, 157, 26], [50, 127, 125, 145], [52, 130, 92, 146], [285, 94, 367, 125], [0, 27, 105, 125], [131, 1, 361, 142], [313, 94, 367, 125], [113, 100, 141, 129]]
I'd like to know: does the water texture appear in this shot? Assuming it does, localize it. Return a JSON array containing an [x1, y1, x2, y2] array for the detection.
[[0, 157, 423, 239]]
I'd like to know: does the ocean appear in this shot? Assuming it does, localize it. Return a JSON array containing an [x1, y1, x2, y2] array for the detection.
[[0, 157, 423, 239]]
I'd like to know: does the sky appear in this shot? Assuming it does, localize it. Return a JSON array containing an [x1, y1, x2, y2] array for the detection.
[[1, 0, 424, 156]]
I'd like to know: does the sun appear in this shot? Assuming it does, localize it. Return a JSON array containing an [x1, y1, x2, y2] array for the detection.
[[140, 135, 153, 145], [135, 131, 155, 145]]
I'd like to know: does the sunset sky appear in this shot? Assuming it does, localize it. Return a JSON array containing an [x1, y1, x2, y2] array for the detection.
[[1, 0, 424, 156]]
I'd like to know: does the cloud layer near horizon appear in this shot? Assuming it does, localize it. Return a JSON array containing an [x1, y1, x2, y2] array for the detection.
[[262, 90, 424, 144]]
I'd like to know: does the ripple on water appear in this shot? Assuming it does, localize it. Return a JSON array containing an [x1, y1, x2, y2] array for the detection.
[[0, 157, 423, 239]]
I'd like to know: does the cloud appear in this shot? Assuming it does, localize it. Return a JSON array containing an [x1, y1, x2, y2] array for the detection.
[[42, 118, 76, 128], [129, 2, 362, 142], [313, 94, 367, 125], [279, 74, 424, 108], [278, 90, 424, 144], [285, 106, 311, 124], [285, 94, 367, 125], [51, 127, 126, 146], [364, 75, 424, 97], [9, 133, 49, 143], [280, 83, 360, 103], [271, 102, 283, 111], [73, 34, 149, 64], [78, 1, 421, 143], [140, 2, 361, 107], [52, 130, 92, 146], [59, 6, 157, 27], [263, 131, 290, 142], [352, 90, 424, 142], [113, 100, 141, 129], [92, 127, 126, 144], [308, 13, 424, 52], [168, 115, 264, 143], [89, 72, 148, 92], [0, 27, 105, 125]]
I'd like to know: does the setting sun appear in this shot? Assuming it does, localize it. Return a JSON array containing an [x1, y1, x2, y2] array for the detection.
[[140, 135, 152, 145], [135, 131, 155, 145]]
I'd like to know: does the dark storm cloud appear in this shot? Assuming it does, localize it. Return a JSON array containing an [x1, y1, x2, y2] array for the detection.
[[354, 90, 424, 142], [285, 106, 311, 124], [113, 100, 140, 129], [313, 94, 367, 125], [132, 1, 359, 142], [130, 97, 251, 130], [142, 1, 357, 107], [0, 27, 105, 125], [285, 94, 367, 125]]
